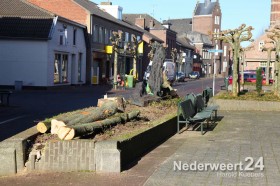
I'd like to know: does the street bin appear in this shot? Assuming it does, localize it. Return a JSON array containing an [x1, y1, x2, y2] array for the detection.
[[126, 75, 134, 88], [14, 81, 23, 91]]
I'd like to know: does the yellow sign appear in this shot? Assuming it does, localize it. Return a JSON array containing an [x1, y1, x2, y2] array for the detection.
[[105, 45, 113, 54], [138, 41, 143, 54]]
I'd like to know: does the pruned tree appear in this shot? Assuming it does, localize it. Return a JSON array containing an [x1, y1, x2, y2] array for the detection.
[[261, 40, 275, 85], [171, 48, 178, 80], [110, 31, 123, 90], [213, 24, 254, 97], [266, 25, 280, 96], [240, 45, 254, 86], [127, 36, 142, 78]]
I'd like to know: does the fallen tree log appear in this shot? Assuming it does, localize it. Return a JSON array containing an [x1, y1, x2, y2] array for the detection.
[[51, 101, 119, 134], [36, 107, 96, 133], [60, 101, 118, 126], [57, 110, 140, 140]]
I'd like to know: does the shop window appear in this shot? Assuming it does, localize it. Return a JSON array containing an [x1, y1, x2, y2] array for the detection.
[[54, 53, 68, 84]]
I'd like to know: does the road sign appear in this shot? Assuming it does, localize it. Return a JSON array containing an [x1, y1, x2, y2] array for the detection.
[[208, 49, 223, 53]]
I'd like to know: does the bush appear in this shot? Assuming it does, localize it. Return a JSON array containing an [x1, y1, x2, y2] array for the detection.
[[256, 68, 262, 96]]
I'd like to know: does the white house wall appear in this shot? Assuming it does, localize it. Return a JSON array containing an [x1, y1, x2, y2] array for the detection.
[[0, 40, 48, 86], [47, 20, 86, 86]]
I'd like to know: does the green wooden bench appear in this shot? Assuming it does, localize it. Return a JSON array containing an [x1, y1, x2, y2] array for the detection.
[[177, 97, 213, 135], [202, 87, 219, 118]]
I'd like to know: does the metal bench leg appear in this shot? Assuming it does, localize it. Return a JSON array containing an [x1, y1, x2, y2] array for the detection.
[[201, 122, 203, 135]]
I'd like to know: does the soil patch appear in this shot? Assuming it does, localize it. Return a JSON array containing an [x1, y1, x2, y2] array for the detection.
[[34, 98, 179, 143]]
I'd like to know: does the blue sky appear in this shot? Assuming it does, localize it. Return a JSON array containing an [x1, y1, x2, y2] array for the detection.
[[94, 0, 271, 40]]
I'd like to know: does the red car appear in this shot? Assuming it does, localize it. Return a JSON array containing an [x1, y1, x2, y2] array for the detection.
[[228, 72, 273, 85]]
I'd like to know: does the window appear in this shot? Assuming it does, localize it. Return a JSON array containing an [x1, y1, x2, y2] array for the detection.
[[109, 30, 113, 44], [73, 28, 77, 45], [54, 53, 68, 84], [224, 45, 227, 57], [260, 62, 266, 67], [125, 32, 129, 42], [131, 34, 135, 42], [104, 28, 109, 44], [78, 53, 82, 82], [98, 27, 104, 43], [59, 26, 67, 45], [215, 16, 220, 25], [259, 41, 264, 51], [93, 25, 98, 42]]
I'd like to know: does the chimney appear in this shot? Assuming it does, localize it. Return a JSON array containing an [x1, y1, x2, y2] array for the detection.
[[135, 17, 145, 29], [162, 22, 171, 29], [100, 2, 112, 5], [204, 0, 211, 7], [149, 19, 155, 29]]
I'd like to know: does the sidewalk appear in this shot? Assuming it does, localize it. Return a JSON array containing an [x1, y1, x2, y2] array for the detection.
[[1, 110, 279, 185]]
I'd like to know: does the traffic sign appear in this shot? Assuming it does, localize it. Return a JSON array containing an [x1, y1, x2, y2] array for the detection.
[[208, 49, 223, 53]]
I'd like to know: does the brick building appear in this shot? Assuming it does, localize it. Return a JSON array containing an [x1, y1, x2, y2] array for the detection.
[[271, 0, 280, 26], [123, 14, 177, 60], [28, 0, 143, 85], [245, 0, 276, 78], [163, 0, 231, 77]]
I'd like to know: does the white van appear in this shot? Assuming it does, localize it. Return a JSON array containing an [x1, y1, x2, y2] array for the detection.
[[163, 61, 175, 82], [143, 60, 176, 82]]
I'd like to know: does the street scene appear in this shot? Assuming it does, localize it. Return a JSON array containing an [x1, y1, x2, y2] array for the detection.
[[1, 0, 280, 185]]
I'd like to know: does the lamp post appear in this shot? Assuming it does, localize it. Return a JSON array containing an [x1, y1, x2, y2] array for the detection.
[[208, 49, 223, 96]]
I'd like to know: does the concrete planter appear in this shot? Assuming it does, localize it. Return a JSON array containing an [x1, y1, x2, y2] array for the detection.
[[0, 115, 177, 175]]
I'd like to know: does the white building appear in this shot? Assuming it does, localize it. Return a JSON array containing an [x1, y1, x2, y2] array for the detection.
[[0, 0, 87, 87]]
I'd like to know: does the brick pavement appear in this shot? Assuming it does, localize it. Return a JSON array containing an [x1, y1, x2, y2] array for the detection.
[[1, 111, 280, 185]]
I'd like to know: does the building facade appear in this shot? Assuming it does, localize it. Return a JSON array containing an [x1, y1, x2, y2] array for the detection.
[[0, 0, 87, 87], [28, 0, 143, 85]]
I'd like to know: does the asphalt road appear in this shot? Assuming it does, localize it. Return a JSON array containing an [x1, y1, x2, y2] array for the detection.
[[0, 77, 224, 141]]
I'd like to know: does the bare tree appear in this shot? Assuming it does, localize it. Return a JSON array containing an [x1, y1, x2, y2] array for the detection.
[[213, 24, 254, 97], [266, 25, 280, 96], [261, 40, 275, 85], [110, 31, 122, 90]]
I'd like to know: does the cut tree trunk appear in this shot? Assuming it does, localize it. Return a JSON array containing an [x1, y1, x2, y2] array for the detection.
[[36, 120, 51, 133], [57, 110, 140, 140], [97, 97, 126, 112], [36, 107, 96, 133], [61, 101, 118, 126], [50, 119, 66, 134]]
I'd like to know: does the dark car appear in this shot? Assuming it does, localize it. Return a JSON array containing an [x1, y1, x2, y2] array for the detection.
[[176, 72, 186, 82], [189, 71, 200, 79]]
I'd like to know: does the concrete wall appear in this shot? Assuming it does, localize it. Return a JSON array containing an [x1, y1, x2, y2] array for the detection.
[[0, 40, 48, 86], [0, 115, 177, 175], [30, 140, 96, 172]]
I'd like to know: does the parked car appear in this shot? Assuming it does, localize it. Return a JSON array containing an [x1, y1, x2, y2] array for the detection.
[[189, 71, 200, 79], [228, 72, 273, 85], [176, 72, 186, 82]]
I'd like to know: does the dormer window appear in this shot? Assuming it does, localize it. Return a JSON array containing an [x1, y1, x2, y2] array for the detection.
[[259, 41, 264, 51]]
